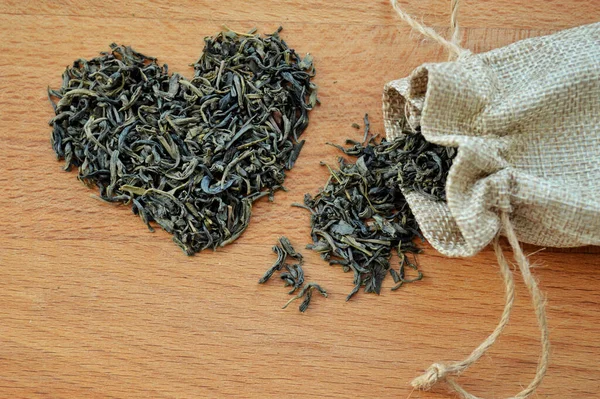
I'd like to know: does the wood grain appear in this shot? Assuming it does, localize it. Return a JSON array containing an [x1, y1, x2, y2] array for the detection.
[[1, 1, 599, 398]]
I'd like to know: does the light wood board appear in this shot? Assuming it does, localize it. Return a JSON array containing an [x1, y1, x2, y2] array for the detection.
[[1, 1, 599, 398]]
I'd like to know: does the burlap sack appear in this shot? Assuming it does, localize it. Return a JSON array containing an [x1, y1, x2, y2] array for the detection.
[[383, 22, 600, 258], [382, 9, 600, 397]]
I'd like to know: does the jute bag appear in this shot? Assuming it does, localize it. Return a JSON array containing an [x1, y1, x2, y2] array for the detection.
[[383, 1, 600, 398]]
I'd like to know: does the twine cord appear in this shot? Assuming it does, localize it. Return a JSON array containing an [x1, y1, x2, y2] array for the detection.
[[390, 0, 466, 60], [410, 233, 516, 393], [410, 213, 550, 399], [499, 212, 550, 398], [450, 0, 461, 48]]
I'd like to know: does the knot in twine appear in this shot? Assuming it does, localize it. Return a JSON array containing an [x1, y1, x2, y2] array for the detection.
[[411, 363, 450, 390], [389, 4, 550, 398]]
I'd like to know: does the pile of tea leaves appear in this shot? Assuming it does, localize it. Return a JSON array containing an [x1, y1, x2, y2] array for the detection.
[[295, 119, 455, 300], [48, 27, 317, 254]]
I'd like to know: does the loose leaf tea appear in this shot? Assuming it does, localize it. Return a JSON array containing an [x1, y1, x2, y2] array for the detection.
[[259, 236, 327, 312], [282, 283, 328, 312], [258, 236, 305, 285], [258, 244, 288, 284], [280, 263, 305, 294], [295, 115, 455, 300], [394, 128, 456, 201], [48, 28, 317, 254]]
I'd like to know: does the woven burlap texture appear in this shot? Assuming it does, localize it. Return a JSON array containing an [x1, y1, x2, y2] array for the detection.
[[383, 22, 600, 258]]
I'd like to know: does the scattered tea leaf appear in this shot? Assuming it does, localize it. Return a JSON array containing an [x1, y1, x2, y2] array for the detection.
[[282, 282, 328, 312], [259, 236, 327, 312]]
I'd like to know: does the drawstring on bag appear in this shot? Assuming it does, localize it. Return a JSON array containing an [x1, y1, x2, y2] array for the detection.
[[390, 0, 466, 60], [389, 1, 551, 398]]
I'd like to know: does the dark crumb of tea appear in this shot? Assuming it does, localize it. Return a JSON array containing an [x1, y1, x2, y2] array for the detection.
[[294, 115, 455, 300], [48, 27, 318, 255], [259, 236, 327, 312]]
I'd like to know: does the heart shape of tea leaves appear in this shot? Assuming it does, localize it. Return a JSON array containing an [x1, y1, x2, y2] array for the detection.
[[48, 28, 318, 255]]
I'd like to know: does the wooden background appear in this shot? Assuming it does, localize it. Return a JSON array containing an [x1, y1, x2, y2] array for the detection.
[[1, 1, 599, 398]]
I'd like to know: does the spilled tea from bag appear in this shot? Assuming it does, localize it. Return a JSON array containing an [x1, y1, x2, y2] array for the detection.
[[295, 115, 455, 300]]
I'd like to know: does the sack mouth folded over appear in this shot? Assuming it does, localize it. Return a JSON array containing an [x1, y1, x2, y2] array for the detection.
[[383, 22, 600, 257]]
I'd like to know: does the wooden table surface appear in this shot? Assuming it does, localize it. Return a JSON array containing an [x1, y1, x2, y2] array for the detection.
[[1, 1, 599, 398]]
